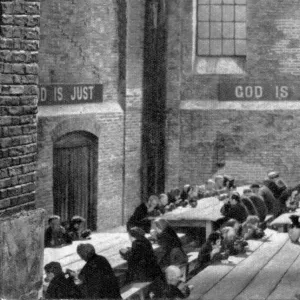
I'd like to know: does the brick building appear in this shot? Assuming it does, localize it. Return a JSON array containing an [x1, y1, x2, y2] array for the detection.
[[165, 0, 300, 190], [36, 0, 300, 231]]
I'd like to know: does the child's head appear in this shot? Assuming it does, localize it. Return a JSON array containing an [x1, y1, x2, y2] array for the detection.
[[205, 179, 215, 191], [44, 261, 63, 282], [159, 193, 169, 206], [128, 226, 146, 242], [183, 184, 191, 193], [207, 231, 222, 246], [230, 192, 241, 205], [170, 188, 181, 201], [165, 265, 183, 286], [215, 175, 224, 189], [48, 215, 61, 231], [267, 171, 279, 182], [250, 183, 260, 195], [77, 243, 96, 261], [243, 188, 252, 197], [147, 195, 159, 212], [70, 215, 85, 230], [244, 215, 260, 228]]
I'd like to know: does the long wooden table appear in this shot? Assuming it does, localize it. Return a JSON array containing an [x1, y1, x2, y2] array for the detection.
[[161, 186, 248, 239]]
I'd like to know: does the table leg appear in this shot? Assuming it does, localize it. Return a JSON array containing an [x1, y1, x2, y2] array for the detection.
[[205, 221, 213, 239]]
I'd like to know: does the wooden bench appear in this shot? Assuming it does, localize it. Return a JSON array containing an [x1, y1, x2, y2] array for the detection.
[[121, 282, 152, 300]]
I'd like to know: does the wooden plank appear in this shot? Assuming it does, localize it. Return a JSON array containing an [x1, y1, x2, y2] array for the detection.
[[202, 232, 289, 300], [234, 239, 300, 300], [187, 230, 274, 300], [266, 244, 300, 300]]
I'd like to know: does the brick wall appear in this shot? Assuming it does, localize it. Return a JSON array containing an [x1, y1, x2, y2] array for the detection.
[[165, 0, 300, 189], [0, 0, 40, 216], [38, 0, 145, 229]]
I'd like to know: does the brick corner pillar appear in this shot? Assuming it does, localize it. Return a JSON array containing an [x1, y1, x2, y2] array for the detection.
[[0, 0, 46, 299]]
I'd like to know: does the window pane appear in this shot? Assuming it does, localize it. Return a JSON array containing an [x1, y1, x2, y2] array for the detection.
[[235, 23, 246, 39], [211, 5, 222, 21], [235, 40, 246, 55], [210, 39, 222, 55], [198, 5, 210, 21], [198, 22, 210, 38], [235, 5, 246, 21], [198, 0, 209, 3], [211, 0, 222, 4], [223, 5, 234, 21], [235, 0, 246, 4], [223, 39, 235, 55], [223, 22, 234, 38], [197, 39, 210, 55], [210, 22, 222, 38], [223, 0, 234, 3]]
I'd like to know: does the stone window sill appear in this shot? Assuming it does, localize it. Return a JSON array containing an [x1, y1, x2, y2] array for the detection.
[[194, 56, 246, 74]]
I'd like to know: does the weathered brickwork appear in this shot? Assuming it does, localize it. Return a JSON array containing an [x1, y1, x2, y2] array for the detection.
[[37, 0, 145, 229], [0, 0, 40, 216], [165, 0, 300, 188]]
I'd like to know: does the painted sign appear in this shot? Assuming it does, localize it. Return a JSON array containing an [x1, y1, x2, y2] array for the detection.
[[219, 79, 295, 101], [38, 84, 103, 105]]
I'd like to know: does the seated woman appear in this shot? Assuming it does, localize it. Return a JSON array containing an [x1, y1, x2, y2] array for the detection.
[[126, 195, 160, 233], [153, 219, 188, 268], [240, 195, 259, 217], [243, 188, 267, 223], [197, 232, 229, 269], [66, 216, 91, 241], [44, 215, 72, 248], [120, 227, 164, 284]]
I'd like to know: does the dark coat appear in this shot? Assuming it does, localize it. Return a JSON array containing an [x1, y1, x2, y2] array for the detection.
[[197, 242, 212, 266], [221, 202, 248, 224], [157, 226, 187, 268], [44, 226, 72, 248], [164, 284, 190, 300], [241, 196, 259, 216], [78, 254, 121, 299], [259, 186, 281, 217], [45, 273, 82, 299], [126, 203, 151, 233], [125, 237, 163, 283], [248, 194, 268, 222], [263, 180, 285, 199]]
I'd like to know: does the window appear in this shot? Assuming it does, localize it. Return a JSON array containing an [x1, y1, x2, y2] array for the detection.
[[197, 0, 246, 56]]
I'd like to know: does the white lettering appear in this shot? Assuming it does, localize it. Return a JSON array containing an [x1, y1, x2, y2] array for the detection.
[[245, 86, 253, 98], [83, 87, 88, 100], [40, 87, 47, 102], [235, 86, 244, 98], [88, 86, 94, 100], [57, 87, 63, 101], [255, 86, 263, 99]]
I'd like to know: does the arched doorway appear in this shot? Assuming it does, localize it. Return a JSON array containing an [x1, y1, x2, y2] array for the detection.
[[53, 131, 98, 230]]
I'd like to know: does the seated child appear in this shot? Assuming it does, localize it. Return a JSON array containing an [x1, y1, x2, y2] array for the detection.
[[127, 195, 160, 233], [168, 188, 182, 206], [215, 175, 227, 193], [44, 215, 72, 248], [180, 184, 191, 201], [66, 216, 91, 241], [163, 266, 194, 300], [158, 193, 169, 214], [241, 215, 264, 240], [197, 232, 229, 269], [221, 219, 248, 255], [203, 179, 218, 197], [44, 262, 82, 299], [220, 192, 249, 224], [153, 219, 188, 268], [289, 215, 300, 243]]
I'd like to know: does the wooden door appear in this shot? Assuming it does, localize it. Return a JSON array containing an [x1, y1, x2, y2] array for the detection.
[[53, 132, 97, 230]]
